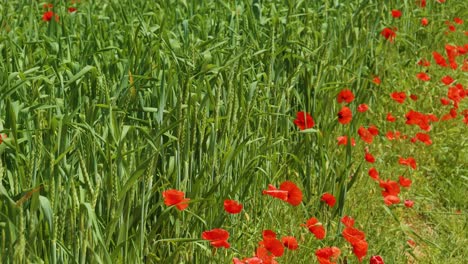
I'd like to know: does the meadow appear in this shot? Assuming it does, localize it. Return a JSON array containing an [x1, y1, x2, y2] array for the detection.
[[0, 0, 467, 263]]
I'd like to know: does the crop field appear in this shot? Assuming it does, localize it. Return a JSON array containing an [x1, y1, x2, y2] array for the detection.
[[0, 0, 467, 263]]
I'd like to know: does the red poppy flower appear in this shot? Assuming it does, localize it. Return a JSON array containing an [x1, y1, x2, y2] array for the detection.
[[337, 136, 356, 146], [391, 10, 401, 18], [440, 98, 451, 105], [315, 247, 341, 264], [341, 215, 355, 227], [294, 111, 315, 130], [398, 176, 412, 188], [263, 181, 302, 206], [454, 17, 463, 24], [418, 0, 426, 8], [373, 76, 381, 85], [342, 227, 366, 245], [416, 72, 430, 81], [368, 125, 379, 136], [260, 237, 284, 257], [338, 106, 352, 125], [405, 110, 433, 131], [321, 193, 336, 207], [441, 75, 454, 85], [304, 217, 326, 240], [337, 89, 355, 103], [42, 11, 55, 22], [399, 157, 417, 169], [368, 167, 379, 180], [68, 7, 77, 13], [386, 113, 396, 122], [433, 51, 448, 67], [407, 239, 416, 247], [357, 104, 369, 113], [410, 94, 418, 101], [162, 189, 190, 210], [255, 246, 278, 264], [370, 255, 385, 264], [281, 236, 298, 250], [379, 179, 401, 197], [224, 199, 243, 214], [384, 195, 400, 205], [357, 126, 373, 144], [352, 239, 368, 262], [202, 228, 230, 248], [391, 92, 406, 103], [43, 3, 53, 9], [415, 132, 432, 145], [365, 151, 375, 163], [404, 200, 415, 208], [421, 18, 428, 26], [381, 27, 396, 42], [263, 230, 276, 239]]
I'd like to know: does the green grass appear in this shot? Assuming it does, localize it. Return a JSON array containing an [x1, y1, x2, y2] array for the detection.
[[0, 0, 467, 263]]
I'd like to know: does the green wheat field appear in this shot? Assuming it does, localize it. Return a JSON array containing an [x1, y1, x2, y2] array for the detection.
[[0, 0, 467, 263]]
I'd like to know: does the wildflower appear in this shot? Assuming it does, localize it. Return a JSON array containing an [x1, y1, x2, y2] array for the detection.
[[373, 76, 381, 85], [341, 215, 355, 227], [202, 228, 230, 248], [338, 106, 352, 125], [357, 104, 369, 113], [399, 157, 417, 169], [421, 18, 428, 26], [358, 126, 374, 144], [352, 239, 368, 262], [398, 176, 412, 188], [0, 134, 6, 144], [418, 0, 426, 8], [365, 151, 376, 163], [162, 189, 190, 210], [391, 92, 406, 103], [415, 132, 432, 145], [381, 27, 396, 42], [321, 193, 336, 207], [303, 217, 326, 240], [454, 17, 463, 24], [68, 7, 77, 13], [337, 89, 355, 103], [386, 113, 396, 122], [416, 72, 430, 81], [42, 11, 55, 22], [441, 75, 454, 85], [224, 199, 243, 214], [262, 181, 303, 206], [259, 236, 284, 257], [294, 111, 314, 130], [410, 94, 418, 101], [391, 10, 401, 18], [379, 179, 401, 205], [281, 236, 298, 250], [342, 227, 366, 245], [433, 51, 447, 67], [315, 247, 341, 264], [370, 255, 385, 264], [337, 136, 356, 146], [368, 167, 379, 180], [404, 200, 415, 208], [441, 98, 451, 105]]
